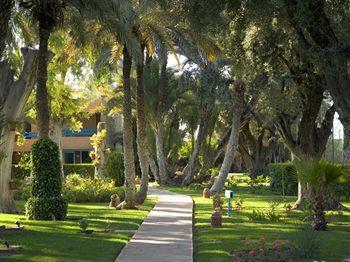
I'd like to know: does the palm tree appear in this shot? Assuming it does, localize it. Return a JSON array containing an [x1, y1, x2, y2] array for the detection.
[[295, 161, 345, 231], [210, 79, 245, 194], [20, 0, 65, 138]]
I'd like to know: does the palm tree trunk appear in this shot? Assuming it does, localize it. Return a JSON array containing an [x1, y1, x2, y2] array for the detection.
[[135, 44, 149, 205], [0, 0, 14, 60], [36, 24, 52, 138], [210, 80, 245, 194], [182, 119, 207, 185], [149, 154, 160, 183], [155, 56, 170, 185], [311, 187, 327, 231], [155, 117, 169, 185], [344, 124, 350, 162], [121, 46, 136, 209], [49, 121, 64, 176]]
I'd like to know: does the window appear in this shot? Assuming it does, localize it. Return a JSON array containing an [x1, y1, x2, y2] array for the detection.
[[64, 153, 74, 164], [82, 151, 92, 163]]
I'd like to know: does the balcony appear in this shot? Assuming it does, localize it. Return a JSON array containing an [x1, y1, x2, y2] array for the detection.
[[23, 129, 97, 139], [62, 129, 97, 137], [23, 132, 38, 139]]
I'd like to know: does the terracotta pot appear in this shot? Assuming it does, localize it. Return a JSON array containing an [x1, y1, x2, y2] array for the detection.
[[211, 211, 222, 228], [203, 188, 211, 198]]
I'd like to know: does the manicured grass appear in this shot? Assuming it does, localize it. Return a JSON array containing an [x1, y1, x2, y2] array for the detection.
[[164, 185, 350, 262], [0, 199, 156, 261]]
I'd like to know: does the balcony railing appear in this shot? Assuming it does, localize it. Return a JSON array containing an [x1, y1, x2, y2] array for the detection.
[[22, 129, 97, 139], [23, 132, 38, 139], [62, 129, 97, 137]]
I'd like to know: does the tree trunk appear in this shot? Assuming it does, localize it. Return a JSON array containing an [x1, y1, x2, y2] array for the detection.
[[0, 48, 38, 213], [120, 47, 136, 209], [0, 128, 16, 213], [135, 45, 149, 205], [154, 55, 170, 185], [155, 117, 170, 185], [310, 186, 327, 231], [49, 121, 63, 176], [36, 24, 52, 139], [210, 80, 245, 194], [149, 154, 160, 183], [344, 124, 350, 162], [182, 119, 208, 185], [0, 0, 14, 60]]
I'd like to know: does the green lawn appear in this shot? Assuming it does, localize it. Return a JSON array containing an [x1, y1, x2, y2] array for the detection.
[[0, 199, 156, 261], [164, 185, 350, 262]]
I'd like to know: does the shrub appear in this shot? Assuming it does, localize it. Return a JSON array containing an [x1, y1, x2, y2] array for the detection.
[[12, 165, 31, 180], [247, 202, 281, 222], [63, 174, 125, 203], [268, 163, 298, 195], [104, 151, 124, 186], [25, 139, 67, 220], [63, 164, 94, 178]]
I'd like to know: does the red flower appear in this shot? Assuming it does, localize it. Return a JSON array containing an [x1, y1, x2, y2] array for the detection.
[[273, 240, 281, 249]]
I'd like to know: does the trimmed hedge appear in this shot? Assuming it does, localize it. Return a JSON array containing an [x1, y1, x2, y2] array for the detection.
[[63, 164, 95, 178], [25, 139, 67, 220], [268, 163, 298, 196], [12, 163, 95, 179], [104, 151, 124, 186]]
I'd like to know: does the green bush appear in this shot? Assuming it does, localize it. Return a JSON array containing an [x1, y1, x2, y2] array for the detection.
[[25, 139, 67, 220], [104, 151, 125, 186], [11, 165, 30, 180], [63, 164, 95, 178], [268, 163, 298, 195], [63, 174, 125, 203], [26, 197, 67, 220]]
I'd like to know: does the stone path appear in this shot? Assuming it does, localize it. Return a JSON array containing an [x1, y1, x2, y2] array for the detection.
[[116, 186, 193, 262]]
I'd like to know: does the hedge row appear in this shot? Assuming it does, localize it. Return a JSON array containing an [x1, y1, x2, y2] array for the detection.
[[268, 162, 350, 198], [12, 163, 95, 179]]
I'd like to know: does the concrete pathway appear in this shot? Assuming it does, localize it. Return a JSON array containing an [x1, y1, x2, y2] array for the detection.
[[116, 186, 193, 262]]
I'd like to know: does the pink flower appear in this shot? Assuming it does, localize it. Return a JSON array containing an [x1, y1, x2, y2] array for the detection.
[[259, 236, 266, 243], [273, 240, 281, 249], [248, 250, 255, 256]]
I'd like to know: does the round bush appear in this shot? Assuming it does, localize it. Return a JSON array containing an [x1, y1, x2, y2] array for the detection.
[[25, 197, 67, 220], [26, 138, 67, 220], [104, 151, 125, 186]]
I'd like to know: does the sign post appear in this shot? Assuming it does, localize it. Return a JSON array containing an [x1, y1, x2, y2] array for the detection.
[[225, 190, 234, 217]]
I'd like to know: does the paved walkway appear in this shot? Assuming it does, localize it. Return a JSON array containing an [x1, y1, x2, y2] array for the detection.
[[116, 186, 193, 262]]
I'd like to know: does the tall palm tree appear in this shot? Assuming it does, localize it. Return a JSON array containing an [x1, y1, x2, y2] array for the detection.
[[210, 79, 245, 194], [295, 161, 345, 231], [20, 0, 65, 138]]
